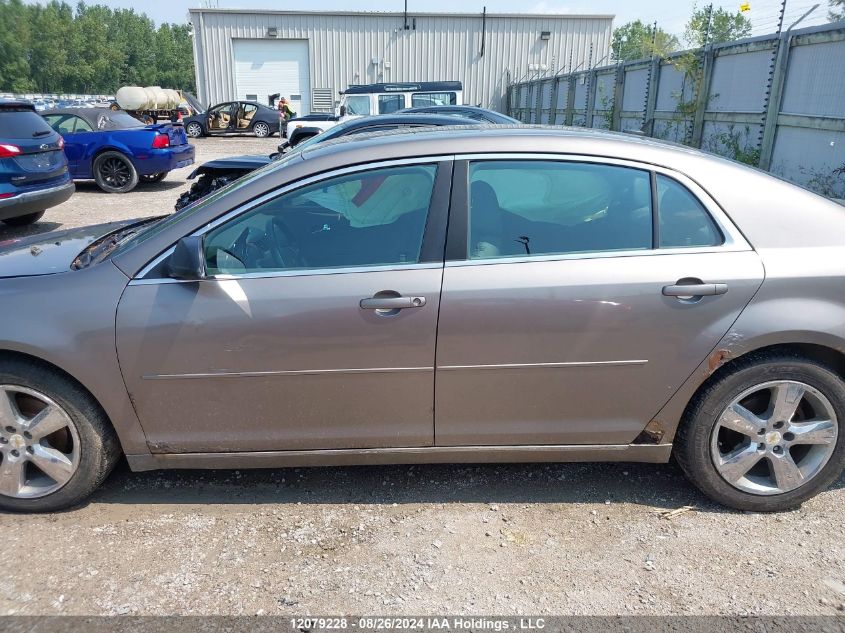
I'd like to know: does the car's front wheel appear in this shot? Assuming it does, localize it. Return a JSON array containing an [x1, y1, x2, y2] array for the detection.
[[675, 353, 844, 512], [93, 151, 139, 194], [0, 358, 120, 512], [2, 211, 45, 226], [185, 122, 204, 138], [253, 121, 271, 138]]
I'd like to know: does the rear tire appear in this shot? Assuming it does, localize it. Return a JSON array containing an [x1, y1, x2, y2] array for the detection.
[[93, 151, 138, 194], [185, 122, 203, 138], [3, 211, 45, 226], [253, 121, 271, 138], [675, 353, 845, 512], [0, 358, 120, 513]]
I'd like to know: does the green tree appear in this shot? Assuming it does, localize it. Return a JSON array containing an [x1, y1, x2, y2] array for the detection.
[[0, 1, 195, 94], [685, 5, 752, 47], [831, 0, 845, 21], [612, 20, 680, 61], [0, 0, 35, 92]]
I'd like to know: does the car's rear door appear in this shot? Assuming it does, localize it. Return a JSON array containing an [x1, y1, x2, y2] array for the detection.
[[434, 156, 764, 447], [116, 159, 451, 453]]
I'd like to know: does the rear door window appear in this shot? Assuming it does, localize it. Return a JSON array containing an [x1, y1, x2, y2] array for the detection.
[[0, 108, 54, 139], [378, 95, 405, 114], [467, 160, 652, 259], [412, 92, 457, 107]]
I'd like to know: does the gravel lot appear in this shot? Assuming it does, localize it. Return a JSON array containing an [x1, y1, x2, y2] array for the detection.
[[1, 136, 845, 618]]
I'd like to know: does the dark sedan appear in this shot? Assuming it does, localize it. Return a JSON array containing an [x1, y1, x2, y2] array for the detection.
[[42, 108, 194, 193], [398, 105, 519, 124], [174, 113, 480, 211], [183, 101, 280, 139]]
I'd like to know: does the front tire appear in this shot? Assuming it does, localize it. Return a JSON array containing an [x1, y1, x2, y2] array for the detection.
[[3, 211, 45, 226], [93, 151, 138, 194], [0, 358, 120, 513], [186, 122, 204, 138], [675, 353, 845, 512], [253, 121, 271, 138]]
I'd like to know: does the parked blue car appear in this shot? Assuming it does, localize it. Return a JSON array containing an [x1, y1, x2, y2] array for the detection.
[[0, 100, 74, 226], [42, 108, 194, 193]]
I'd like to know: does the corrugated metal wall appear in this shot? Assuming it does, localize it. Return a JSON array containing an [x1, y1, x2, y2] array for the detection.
[[190, 9, 613, 113], [508, 22, 845, 198]]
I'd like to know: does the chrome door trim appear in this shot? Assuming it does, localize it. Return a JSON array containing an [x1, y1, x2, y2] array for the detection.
[[133, 154, 455, 282], [444, 246, 743, 269], [129, 261, 444, 286], [453, 151, 750, 253], [439, 360, 648, 371], [143, 366, 433, 380]]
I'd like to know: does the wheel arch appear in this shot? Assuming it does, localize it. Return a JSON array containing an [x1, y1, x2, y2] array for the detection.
[[646, 336, 845, 447], [0, 348, 123, 458]]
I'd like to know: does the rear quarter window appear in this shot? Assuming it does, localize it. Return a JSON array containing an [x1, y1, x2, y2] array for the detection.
[[0, 108, 55, 139]]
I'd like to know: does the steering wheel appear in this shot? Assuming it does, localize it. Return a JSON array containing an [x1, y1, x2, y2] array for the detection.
[[266, 217, 305, 269]]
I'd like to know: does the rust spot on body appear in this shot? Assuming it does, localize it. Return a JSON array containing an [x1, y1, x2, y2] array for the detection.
[[707, 349, 731, 375], [633, 419, 665, 444]]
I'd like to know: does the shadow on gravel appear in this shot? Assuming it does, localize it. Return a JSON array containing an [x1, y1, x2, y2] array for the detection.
[[0, 221, 62, 239], [86, 459, 821, 514]]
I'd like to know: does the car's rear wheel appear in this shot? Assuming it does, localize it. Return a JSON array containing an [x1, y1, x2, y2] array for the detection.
[[253, 121, 271, 138], [93, 151, 138, 193], [675, 354, 845, 512], [140, 172, 166, 184], [2, 211, 45, 226], [186, 122, 203, 138], [0, 359, 120, 512]]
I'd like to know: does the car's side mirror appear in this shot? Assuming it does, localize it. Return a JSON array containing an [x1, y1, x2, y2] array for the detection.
[[339, 105, 346, 117], [167, 236, 207, 280]]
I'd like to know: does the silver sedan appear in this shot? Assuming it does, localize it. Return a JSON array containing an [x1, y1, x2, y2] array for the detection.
[[0, 126, 843, 512]]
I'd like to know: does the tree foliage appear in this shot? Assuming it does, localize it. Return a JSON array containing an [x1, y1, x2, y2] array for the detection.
[[612, 20, 680, 61], [831, 0, 845, 22], [0, 0, 194, 94], [685, 5, 752, 48]]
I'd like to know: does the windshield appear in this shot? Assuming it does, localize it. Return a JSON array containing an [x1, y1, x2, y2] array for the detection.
[[111, 149, 307, 257]]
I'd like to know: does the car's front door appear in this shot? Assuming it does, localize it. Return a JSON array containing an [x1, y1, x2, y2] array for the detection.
[[206, 103, 234, 134], [116, 160, 451, 453], [434, 157, 765, 447]]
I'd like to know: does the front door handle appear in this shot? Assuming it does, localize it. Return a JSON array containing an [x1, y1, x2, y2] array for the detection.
[[662, 283, 728, 297], [360, 296, 426, 310]]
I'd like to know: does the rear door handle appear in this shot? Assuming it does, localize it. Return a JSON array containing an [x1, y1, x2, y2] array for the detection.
[[360, 296, 426, 310], [662, 283, 728, 297]]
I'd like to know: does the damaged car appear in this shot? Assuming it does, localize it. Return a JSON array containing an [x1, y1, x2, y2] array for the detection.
[[0, 127, 844, 513]]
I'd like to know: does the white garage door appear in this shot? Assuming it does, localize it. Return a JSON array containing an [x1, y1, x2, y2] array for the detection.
[[233, 39, 311, 116]]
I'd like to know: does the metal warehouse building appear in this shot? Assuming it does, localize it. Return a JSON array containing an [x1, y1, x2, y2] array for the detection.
[[189, 9, 613, 116]]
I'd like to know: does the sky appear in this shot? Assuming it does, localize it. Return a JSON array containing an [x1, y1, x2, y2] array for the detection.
[[23, 0, 833, 39]]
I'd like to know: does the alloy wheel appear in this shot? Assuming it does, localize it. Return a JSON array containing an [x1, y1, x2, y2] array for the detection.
[[99, 157, 132, 189], [711, 380, 838, 495], [0, 385, 80, 499], [186, 123, 203, 138], [254, 122, 270, 138]]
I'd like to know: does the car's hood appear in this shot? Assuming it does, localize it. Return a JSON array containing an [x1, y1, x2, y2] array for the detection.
[[189, 155, 273, 179], [0, 219, 140, 278]]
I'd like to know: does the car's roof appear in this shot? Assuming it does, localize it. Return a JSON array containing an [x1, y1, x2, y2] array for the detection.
[[338, 113, 480, 128], [0, 99, 36, 110], [299, 124, 705, 166]]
